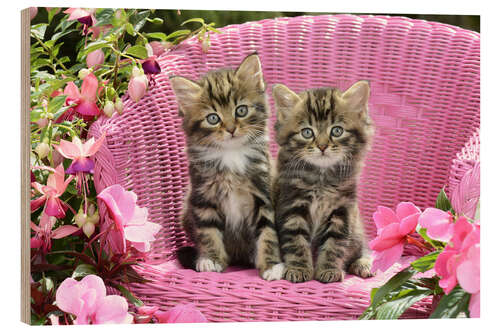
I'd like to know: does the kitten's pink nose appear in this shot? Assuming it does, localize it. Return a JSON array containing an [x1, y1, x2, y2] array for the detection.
[[318, 144, 327, 152], [226, 127, 236, 136]]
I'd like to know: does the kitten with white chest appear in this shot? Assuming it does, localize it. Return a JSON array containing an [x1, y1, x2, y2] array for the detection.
[[272, 81, 375, 283], [169, 54, 283, 281]]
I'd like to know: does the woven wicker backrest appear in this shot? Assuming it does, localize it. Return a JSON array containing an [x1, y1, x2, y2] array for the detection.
[[89, 14, 480, 262]]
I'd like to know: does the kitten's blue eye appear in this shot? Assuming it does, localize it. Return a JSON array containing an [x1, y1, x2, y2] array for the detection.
[[331, 126, 344, 137], [235, 105, 248, 118], [301, 128, 314, 139], [206, 113, 220, 125]]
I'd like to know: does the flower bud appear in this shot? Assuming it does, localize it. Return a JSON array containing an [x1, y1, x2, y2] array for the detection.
[[82, 221, 95, 238], [103, 100, 115, 117], [78, 68, 91, 80], [114, 98, 124, 114], [201, 38, 210, 53], [36, 117, 48, 128], [74, 208, 87, 228], [35, 142, 50, 159], [86, 49, 105, 68], [128, 68, 149, 103], [132, 66, 142, 77], [87, 203, 96, 216]]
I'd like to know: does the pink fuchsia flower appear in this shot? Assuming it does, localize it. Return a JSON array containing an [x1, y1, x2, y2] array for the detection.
[[141, 56, 161, 75], [154, 304, 208, 323], [418, 208, 454, 242], [128, 67, 149, 102], [64, 73, 101, 118], [88, 25, 112, 39], [86, 49, 105, 68], [435, 217, 480, 294], [31, 213, 79, 253], [97, 184, 161, 253], [63, 8, 96, 35], [29, 7, 38, 20], [31, 164, 74, 218], [53, 133, 106, 174], [56, 274, 133, 324], [369, 202, 422, 272]]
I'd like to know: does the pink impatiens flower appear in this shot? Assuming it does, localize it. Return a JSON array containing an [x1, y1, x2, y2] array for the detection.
[[31, 164, 74, 218], [418, 208, 455, 242], [97, 184, 161, 253], [54, 133, 106, 174], [31, 213, 79, 253], [64, 72, 101, 118], [369, 202, 422, 272], [434, 216, 480, 317], [154, 304, 208, 323], [56, 274, 133, 324]]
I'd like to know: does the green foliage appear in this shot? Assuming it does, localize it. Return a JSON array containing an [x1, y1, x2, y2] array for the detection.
[[411, 251, 439, 272], [430, 286, 470, 318], [435, 187, 452, 212]]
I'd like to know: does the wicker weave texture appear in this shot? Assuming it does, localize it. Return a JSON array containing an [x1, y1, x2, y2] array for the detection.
[[89, 15, 479, 321]]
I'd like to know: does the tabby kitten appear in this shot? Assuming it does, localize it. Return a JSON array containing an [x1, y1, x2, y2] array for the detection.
[[272, 81, 374, 283], [169, 54, 283, 281]]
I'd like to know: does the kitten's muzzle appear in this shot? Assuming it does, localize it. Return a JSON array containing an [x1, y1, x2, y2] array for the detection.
[[317, 144, 328, 153]]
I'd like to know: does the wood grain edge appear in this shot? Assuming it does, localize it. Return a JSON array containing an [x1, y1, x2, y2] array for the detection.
[[20, 7, 31, 325]]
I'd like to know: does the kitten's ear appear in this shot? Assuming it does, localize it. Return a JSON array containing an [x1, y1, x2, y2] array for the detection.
[[169, 76, 203, 117], [272, 84, 301, 122], [341, 80, 370, 113], [235, 53, 265, 91]]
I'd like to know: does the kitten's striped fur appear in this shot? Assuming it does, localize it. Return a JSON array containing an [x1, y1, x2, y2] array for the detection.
[[272, 81, 374, 283], [169, 54, 283, 280]]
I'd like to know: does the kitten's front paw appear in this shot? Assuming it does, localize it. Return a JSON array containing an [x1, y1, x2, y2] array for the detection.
[[284, 266, 313, 283], [315, 268, 344, 283], [348, 257, 374, 278], [196, 257, 224, 272], [261, 263, 285, 281]]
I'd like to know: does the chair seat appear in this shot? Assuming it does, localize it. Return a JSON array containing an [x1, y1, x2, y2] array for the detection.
[[129, 256, 432, 321]]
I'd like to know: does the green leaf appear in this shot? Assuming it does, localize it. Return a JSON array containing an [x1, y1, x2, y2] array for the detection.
[[47, 7, 60, 24], [95, 8, 115, 26], [375, 289, 433, 319], [131, 10, 151, 31], [165, 29, 191, 41], [146, 17, 164, 25], [372, 267, 416, 306], [145, 32, 168, 41], [430, 286, 470, 318], [71, 264, 97, 279], [115, 284, 144, 307], [411, 251, 439, 272], [47, 95, 67, 114], [206, 26, 222, 34], [125, 22, 136, 36], [31, 23, 48, 40], [181, 18, 205, 26], [436, 187, 452, 211], [51, 29, 78, 42], [417, 228, 445, 250], [83, 40, 112, 55], [40, 276, 54, 293], [126, 45, 148, 59]]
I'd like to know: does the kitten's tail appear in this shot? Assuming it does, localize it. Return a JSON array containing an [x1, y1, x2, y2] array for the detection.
[[176, 246, 198, 270]]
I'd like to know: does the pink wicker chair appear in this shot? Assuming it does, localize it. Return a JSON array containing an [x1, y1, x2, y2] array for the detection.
[[89, 14, 480, 321]]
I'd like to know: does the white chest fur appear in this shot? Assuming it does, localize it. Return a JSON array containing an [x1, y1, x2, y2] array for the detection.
[[221, 188, 253, 229], [193, 144, 261, 174]]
